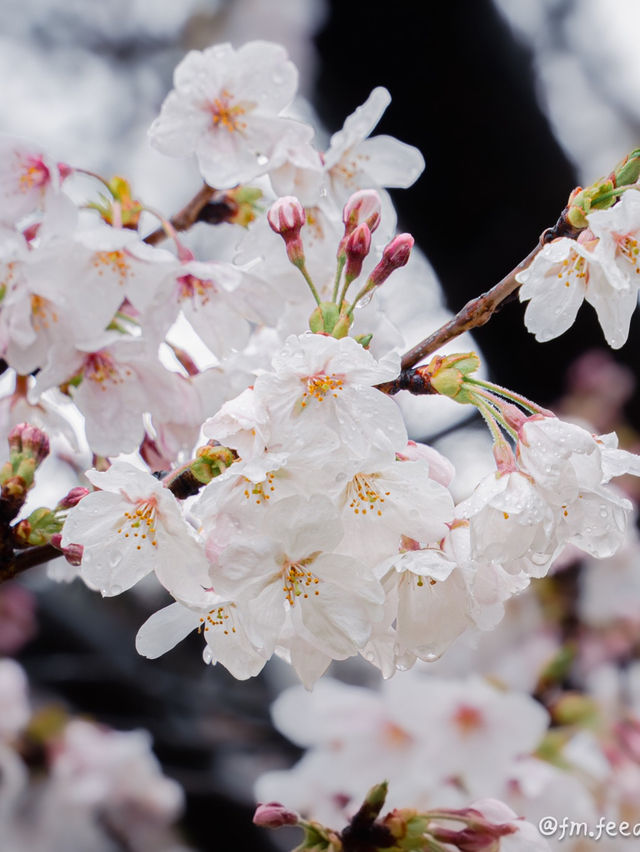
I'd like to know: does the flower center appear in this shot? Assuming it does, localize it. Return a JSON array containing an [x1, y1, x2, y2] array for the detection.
[[92, 250, 130, 284], [84, 352, 129, 389], [18, 156, 50, 191], [209, 90, 248, 133], [177, 274, 216, 305], [556, 250, 588, 288], [452, 704, 485, 736], [614, 232, 640, 274], [30, 294, 58, 331], [346, 473, 390, 517], [300, 372, 345, 407], [281, 554, 321, 606], [116, 497, 158, 550], [242, 471, 276, 505], [199, 604, 237, 636]]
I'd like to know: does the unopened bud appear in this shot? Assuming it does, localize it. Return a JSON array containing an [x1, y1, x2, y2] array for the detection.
[[309, 301, 340, 334], [8, 423, 49, 465], [342, 190, 382, 235], [191, 444, 237, 484], [268, 196, 306, 265], [366, 234, 414, 289], [253, 802, 299, 829], [344, 223, 371, 284], [15, 507, 62, 546], [50, 533, 84, 567], [57, 487, 90, 510]]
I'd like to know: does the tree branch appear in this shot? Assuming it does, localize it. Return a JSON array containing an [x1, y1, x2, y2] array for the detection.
[[0, 543, 60, 584], [143, 183, 216, 246], [398, 209, 582, 371]]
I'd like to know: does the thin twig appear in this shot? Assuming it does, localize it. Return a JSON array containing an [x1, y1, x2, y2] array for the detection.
[[0, 543, 60, 584], [143, 183, 216, 246], [398, 209, 581, 371]]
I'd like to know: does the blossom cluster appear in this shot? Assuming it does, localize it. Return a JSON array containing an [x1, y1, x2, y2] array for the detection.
[[0, 37, 639, 691], [256, 669, 640, 851]]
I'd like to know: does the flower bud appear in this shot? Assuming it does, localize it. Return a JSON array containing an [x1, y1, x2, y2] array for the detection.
[[8, 423, 50, 465], [268, 196, 306, 266], [51, 533, 84, 567], [366, 234, 414, 289], [57, 487, 90, 510], [342, 190, 382, 235], [253, 802, 299, 829], [344, 223, 371, 284], [309, 301, 340, 334]]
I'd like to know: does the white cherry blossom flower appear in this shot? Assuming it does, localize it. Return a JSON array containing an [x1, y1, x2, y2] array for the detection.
[[212, 495, 384, 664], [136, 599, 267, 681], [148, 41, 306, 188], [61, 461, 212, 605], [517, 228, 640, 349], [254, 332, 406, 462]]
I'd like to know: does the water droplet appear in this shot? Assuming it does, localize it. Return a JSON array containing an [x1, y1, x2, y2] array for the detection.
[[319, 185, 328, 198], [109, 552, 122, 568], [111, 584, 123, 595], [272, 71, 284, 85], [599, 507, 608, 518], [421, 652, 440, 663], [257, 154, 268, 166], [202, 646, 213, 664]]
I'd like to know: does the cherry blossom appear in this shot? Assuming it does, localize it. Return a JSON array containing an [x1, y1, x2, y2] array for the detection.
[[0, 134, 66, 225], [61, 461, 212, 605], [148, 41, 306, 188]]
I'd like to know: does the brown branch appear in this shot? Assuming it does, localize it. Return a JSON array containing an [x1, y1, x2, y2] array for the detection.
[[0, 543, 60, 584], [398, 209, 582, 372], [143, 183, 216, 246]]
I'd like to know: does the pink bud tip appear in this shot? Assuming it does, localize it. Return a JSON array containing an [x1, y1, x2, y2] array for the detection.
[[344, 223, 372, 282], [268, 197, 306, 265], [267, 196, 306, 236], [51, 535, 83, 567], [382, 233, 413, 268], [342, 190, 382, 234], [367, 233, 414, 289], [253, 802, 299, 829], [58, 487, 90, 509], [57, 162, 73, 180]]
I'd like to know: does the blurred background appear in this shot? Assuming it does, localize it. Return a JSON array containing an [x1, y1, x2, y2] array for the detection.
[[3, 0, 640, 849]]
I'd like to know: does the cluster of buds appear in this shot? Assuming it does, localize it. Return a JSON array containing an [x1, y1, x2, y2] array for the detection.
[[268, 191, 414, 343], [0, 423, 50, 521], [253, 782, 546, 852], [565, 148, 640, 230]]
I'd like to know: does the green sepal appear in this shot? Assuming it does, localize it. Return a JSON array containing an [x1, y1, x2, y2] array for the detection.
[[309, 302, 340, 334]]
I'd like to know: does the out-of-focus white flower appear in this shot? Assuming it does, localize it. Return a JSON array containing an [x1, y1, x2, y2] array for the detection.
[[0, 659, 30, 741]]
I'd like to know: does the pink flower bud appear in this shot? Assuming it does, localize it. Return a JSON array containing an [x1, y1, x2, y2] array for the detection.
[[342, 190, 382, 234], [51, 534, 84, 567], [253, 802, 299, 829], [57, 487, 90, 509], [267, 197, 306, 266], [367, 233, 414, 289], [57, 162, 73, 180], [344, 223, 372, 283], [8, 423, 50, 464]]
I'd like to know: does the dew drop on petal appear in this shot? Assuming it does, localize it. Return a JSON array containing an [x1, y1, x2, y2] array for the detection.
[[202, 646, 213, 664]]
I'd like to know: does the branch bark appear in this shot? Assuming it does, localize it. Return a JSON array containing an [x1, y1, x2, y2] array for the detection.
[[398, 209, 581, 371], [143, 183, 216, 246]]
